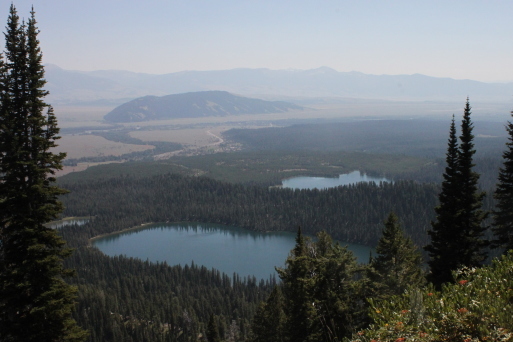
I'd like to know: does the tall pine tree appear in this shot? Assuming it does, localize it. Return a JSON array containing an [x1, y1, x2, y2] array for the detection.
[[425, 99, 488, 287], [369, 212, 424, 298], [275, 228, 366, 342], [425, 115, 461, 286], [456, 98, 488, 266], [250, 286, 286, 342], [276, 227, 316, 342], [0, 6, 87, 341], [492, 111, 513, 252], [206, 314, 222, 342]]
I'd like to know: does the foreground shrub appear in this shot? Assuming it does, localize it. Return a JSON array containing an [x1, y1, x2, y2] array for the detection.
[[351, 252, 513, 341]]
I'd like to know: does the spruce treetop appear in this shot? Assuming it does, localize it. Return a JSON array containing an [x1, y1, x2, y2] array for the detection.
[[0, 6, 87, 341], [425, 98, 488, 288], [492, 111, 513, 252]]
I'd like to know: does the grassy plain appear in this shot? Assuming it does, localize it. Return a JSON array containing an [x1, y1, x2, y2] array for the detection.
[[54, 135, 154, 159], [54, 106, 115, 128], [129, 127, 227, 146]]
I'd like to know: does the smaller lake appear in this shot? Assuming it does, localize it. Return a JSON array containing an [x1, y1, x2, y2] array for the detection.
[[93, 223, 372, 281], [282, 170, 391, 190]]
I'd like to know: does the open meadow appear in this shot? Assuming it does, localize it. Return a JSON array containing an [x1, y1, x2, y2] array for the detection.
[[129, 127, 227, 146], [54, 106, 116, 128], [53, 135, 154, 159]]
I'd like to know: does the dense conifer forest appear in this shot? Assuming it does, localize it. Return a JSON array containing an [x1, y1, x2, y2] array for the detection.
[[64, 246, 274, 342], [60, 174, 441, 248]]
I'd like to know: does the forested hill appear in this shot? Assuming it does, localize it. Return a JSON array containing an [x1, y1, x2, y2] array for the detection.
[[103, 90, 303, 123]]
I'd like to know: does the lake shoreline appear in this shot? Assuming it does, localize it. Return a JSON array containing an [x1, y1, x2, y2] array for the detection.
[[88, 221, 286, 246], [47, 216, 94, 228], [281, 170, 391, 190], [89, 222, 158, 245]]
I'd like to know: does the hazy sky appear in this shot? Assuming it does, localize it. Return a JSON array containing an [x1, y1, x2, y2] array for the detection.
[[4, 1, 513, 82]]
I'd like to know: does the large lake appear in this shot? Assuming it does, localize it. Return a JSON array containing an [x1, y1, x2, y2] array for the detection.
[[93, 223, 372, 280], [282, 170, 391, 190]]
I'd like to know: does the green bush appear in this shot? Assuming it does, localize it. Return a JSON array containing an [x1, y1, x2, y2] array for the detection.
[[351, 252, 513, 341]]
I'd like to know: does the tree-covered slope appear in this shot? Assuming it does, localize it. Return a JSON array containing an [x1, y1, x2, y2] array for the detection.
[[224, 120, 507, 159], [104, 91, 303, 123]]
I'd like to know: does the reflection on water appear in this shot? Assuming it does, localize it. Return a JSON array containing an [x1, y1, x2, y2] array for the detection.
[[93, 223, 372, 280], [47, 217, 90, 229], [282, 170, 391, 190]]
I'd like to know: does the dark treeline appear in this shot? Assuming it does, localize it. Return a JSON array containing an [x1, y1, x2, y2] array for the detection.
[[61, 173, 442, 249], [399, 156, 502, 190], [60, 149, 429, 186], [224, 120, 507, 159], [59, 149, 501, 191], [63, 246, 274, 342]]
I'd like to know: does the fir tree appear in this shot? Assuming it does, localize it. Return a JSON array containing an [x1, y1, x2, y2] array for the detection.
[[0, 6, 87, 341], [206, 314, 222, 342], [425, 115, 461, 286], [369, 212, 424, 298], [425, 99, 488, 287], [276, 227, 316, 342], [310, 231, 366, 341], [456, 98, 488, 266], [492, 111, 513, 252], [250, 286, 286, 342], [276, 228, 366, 342]]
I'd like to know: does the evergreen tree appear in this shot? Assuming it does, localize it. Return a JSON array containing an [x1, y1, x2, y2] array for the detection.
[[276, 227, 316, 342], [206, 314, 222, 342], [0, 6, 87, 341], [369, 212, 424, 298], [310, 231, 366, 341], [250, 286, 286, 342], [425, 115, 461, 286], [425, 99, 488, 287], [276, 228, 366, 342], [492, 111, 513, 252], [456, 99, 488, 265]]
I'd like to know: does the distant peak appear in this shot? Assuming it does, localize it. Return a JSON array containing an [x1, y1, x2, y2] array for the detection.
[[310, 66, 338, 74], [44, 63, 63, 71]]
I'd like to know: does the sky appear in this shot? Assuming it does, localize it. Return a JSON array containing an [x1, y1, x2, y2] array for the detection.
[[3, 1, 513, 83]]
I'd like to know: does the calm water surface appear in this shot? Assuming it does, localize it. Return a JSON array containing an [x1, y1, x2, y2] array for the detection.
[[93, 223, 372, 280], [282, 170, 391, 190]]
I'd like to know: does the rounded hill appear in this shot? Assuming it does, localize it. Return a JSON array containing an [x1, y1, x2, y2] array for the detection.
[[104, 90, 303, 123]]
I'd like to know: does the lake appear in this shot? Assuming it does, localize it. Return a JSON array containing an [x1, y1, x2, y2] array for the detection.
[[282, 170, 391, 190], [92, 223, 372, 280]]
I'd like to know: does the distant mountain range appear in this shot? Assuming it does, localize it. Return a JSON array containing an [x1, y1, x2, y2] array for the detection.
[[104, 91, 303, 123], [44, 64, 513, 106]]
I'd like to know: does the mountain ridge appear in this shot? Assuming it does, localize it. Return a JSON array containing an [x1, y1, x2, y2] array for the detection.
[[44, 64, 513, 106]]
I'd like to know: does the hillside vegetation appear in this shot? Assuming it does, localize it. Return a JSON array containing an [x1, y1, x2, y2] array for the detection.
[[104, 91, 303, 123]]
